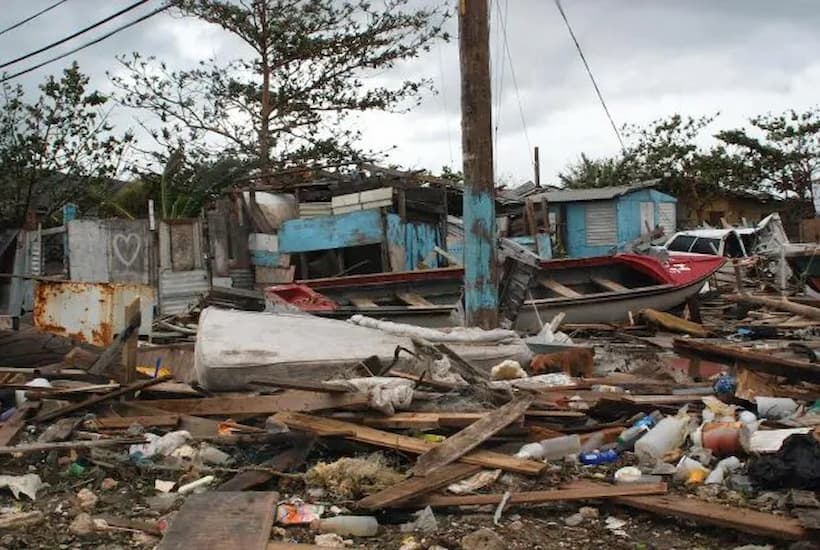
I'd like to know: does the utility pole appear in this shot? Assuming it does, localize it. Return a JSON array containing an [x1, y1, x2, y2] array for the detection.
[[534, 146, 541, 187], [459, 0, 498, 329]]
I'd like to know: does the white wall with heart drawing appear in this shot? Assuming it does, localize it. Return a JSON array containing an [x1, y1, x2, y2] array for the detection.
[[67, 219, 153, 284]]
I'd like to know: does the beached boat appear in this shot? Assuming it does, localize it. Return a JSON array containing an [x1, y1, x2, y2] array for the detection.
[[783, 243, 820, 293], [273, 253, 725, 332]]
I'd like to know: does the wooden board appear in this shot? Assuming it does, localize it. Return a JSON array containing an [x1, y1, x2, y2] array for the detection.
[[217, 435, 315, 492], [275, 412, 544, 476], [157, 492, 278, 550], [539, 278, 581, 298], [347, 411, 525, 430], [615, 492, 808, 540], [142, 390, 368, 416], [396, 292, 435, 307], [590, 276, 627, 292], [249, 378, 352, 394], [412, 396, 534, 476], [0, 402, 37, 446], [89, 414, 180, 430], [416, 481, 668, 507], [357, 462, 480, 510]]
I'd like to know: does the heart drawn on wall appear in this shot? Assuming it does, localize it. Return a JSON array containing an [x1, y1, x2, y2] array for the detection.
[[112, 233, 142, 267]]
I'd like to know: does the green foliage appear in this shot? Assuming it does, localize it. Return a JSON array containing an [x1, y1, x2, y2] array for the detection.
[[110, 0, 450, 177], [0, 63, 132, 227]]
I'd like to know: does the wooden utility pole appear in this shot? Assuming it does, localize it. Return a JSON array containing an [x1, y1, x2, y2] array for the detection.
[[534, 146, 541, 187], [459, 0, 498, 329]]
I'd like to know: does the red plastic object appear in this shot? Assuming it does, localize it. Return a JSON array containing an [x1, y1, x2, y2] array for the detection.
[[265, 284, 337, 312]]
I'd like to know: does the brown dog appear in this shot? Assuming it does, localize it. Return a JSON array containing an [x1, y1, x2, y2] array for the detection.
[[530, 348, 595, 378]]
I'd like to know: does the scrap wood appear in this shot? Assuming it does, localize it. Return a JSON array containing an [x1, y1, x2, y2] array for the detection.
[[0, 437, 144, 456], [0, 402, 38, 446], [725, 293, 820, 321], [274, 412, 545, 475], [614, 492, 808, 540], [248, 377, 353, 393], [673, 338, 820, 384], [86, 414, 180, 430], [87, 305, 142, 378], [388, 370, 463, 392], [356, 462, 481, 510], [141, 390, 368, 416], [94, 514, 161, 536], [217, 434, 316, 492], [414, 480, 668, 507], [157, 491, 278, 550], [34, 375, 173, 423], [638, 308, 709, 338], [343, 411, 526, 430], [412, 395, 535, 476]]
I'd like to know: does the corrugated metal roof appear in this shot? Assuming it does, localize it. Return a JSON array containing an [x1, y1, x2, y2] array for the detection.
[[529, 181, 661, 203]]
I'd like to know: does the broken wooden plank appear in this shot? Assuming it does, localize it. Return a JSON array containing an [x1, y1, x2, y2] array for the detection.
[[157, 492, 278, 550], [275, 412, 544, 476], [415, 481, 668, 507], [88, 305, 143, 377], [120, 297, 140, 385], [357, 462, 481, 510], [673, 338, 820, 384], [590, 276, 627, 292], [412, 395, 534, 476], [248, 378, 352, 394], [725, 293, 820, 321], [396, 292, 435, 307], [639, 308, 709, 338], [614, 492, 808, 540], [143, 390, 368, 416], [94, 514, 161, 536], [0, 437, 144, 455], [34, 375, 173, 423], [217, 434, 315, 492], [0, 402, 37, 446], [87, 414, 180, 430], [540, 278, 581, 298]]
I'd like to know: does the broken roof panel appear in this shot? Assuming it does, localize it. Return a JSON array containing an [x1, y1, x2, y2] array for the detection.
[[529, 181, 660, 203]]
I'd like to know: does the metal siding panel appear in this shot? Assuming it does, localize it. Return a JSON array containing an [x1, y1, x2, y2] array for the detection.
[[659, 202, 677, 233], [159, 269, 209, 315], [585, 202, 616, 246]]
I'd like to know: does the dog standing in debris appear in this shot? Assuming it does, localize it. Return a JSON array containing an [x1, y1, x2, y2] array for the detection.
[[530, 348, 595, 378]]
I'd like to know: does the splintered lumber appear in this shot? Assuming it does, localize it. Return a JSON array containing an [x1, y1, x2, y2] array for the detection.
[[34, 375, 173, 423], [275, 412, 544, 475], [415, 481, 668, 507], [142, 390, 368, 416], [0, 437, 144, 455], [217, 434, 315, 492], [357, 462, 480, 510], [614, 493, 808, 540], [725, 293, 820, 321], [0, 402, 38, 446], [88, 305, 143, 377], [639, 308, 709, 338], [673, 338, 820, 384], [157, 492, 278, 550], [347, 411, 527, 430], [248, 378, 352, 393], [412, 396, 534, 476], [87, 414, 180, 430]]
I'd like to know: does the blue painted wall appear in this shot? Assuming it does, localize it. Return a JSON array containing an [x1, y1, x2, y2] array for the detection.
[[278, 210, 384, 253], [560, 189, 676, 258], [386, 214, 440, 270]]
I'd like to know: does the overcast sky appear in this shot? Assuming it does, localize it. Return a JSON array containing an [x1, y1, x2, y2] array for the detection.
[[1, 0, 819, 185]]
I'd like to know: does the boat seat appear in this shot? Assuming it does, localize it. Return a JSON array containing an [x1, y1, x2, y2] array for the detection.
[[590, 276, 628, 292], [539, 278, 582, 298], [396, 292, 435, 307]]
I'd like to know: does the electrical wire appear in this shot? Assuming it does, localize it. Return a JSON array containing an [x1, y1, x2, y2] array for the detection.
[[0, 0, 70, 37], [0, 0, 150, 70], [553, 0, 626, 152], [495, 0, 532, 160], [1, 3, 173, 83], [492, 0, 509, 159], [436, 40, 454, 168]]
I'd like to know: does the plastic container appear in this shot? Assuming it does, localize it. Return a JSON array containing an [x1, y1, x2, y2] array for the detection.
[[705, 456, 741, 485], [578, 449, 619, 465], [755, 397, 798, 420], [311, 516, 378, 537], [516, 434, 581, 461], [616, 411, 662, 449], [674, 456, 710, 484], [634, 415, 689, 463], [696, 422, 742, 457]]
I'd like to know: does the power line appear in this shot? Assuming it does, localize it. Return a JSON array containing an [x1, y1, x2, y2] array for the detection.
[[0, 0, 70, 37], [496, 0, 532, 158], [0, 0, 150, 70], [553, 0, 626, 152], [1, 3, 172, 83], [492, 0, 509, 159]]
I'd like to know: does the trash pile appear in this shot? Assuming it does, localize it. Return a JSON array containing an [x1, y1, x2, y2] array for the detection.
[[1, 302, 819, 549]]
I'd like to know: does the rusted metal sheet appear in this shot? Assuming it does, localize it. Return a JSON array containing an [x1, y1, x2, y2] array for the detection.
[[33, 281, 155, 346]]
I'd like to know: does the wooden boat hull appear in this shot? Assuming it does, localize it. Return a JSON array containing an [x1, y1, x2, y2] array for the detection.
[[296, 253, 725, 330]]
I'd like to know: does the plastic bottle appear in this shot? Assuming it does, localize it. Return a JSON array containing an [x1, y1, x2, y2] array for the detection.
[[634, 414, 689, 463], [578, 449, 619, 465], [311, 516, 379, 537], [705, 456, 741, 485], [515, 434, 581, 461], [616, 411, 662, 449]]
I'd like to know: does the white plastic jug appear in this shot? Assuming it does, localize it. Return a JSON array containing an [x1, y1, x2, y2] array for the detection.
[[634, 415, 689, 463]]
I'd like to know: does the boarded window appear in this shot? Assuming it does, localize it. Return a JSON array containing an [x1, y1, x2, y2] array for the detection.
[[658, 203, 676, 233], [585, 202, 616, 246]]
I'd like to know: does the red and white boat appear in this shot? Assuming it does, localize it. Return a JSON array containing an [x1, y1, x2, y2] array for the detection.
[[269, 253, 725, 332]]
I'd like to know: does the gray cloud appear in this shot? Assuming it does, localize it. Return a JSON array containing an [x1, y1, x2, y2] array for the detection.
[[1, 0, 819, 184]]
